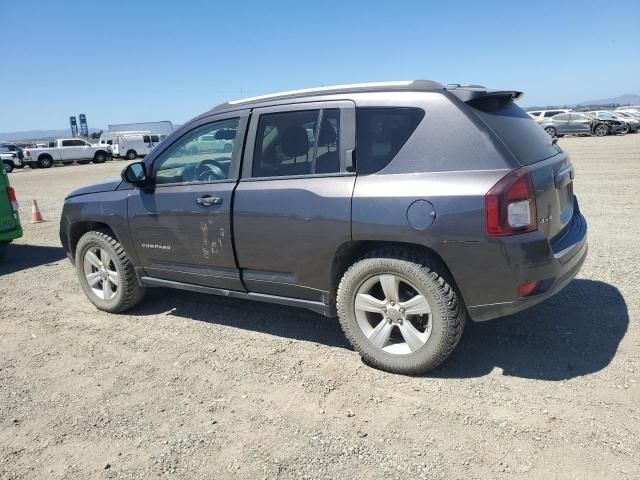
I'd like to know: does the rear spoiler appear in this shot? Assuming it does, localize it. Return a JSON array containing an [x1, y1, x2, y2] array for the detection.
[[446, 85, 523, 103]]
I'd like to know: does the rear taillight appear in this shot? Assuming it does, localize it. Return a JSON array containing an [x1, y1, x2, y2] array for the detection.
[[7, 186, 18, 212], [485, 168, 537, 237]]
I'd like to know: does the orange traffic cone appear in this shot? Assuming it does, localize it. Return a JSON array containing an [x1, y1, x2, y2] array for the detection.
[[30, 199, 44, 223]]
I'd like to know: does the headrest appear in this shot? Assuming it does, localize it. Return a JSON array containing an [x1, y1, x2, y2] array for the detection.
[[318, 119, 337, 146], [280, 126, 309, 157]]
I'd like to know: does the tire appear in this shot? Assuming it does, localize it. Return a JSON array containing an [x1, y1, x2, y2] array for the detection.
[[75, 230, 145, 313], [594, 124, 609, 137], [37, 156, 53, 168], [544, 126, 557, 137], [2, 161, 14, 173], [126, 150, 137, 160], [93, 151, 107, 164], [619, 124, 630, 135], [77, 160, 90, 165], [336, 250, 465, 374]]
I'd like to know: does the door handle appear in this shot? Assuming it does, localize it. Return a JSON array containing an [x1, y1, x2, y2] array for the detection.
[[196, 195, 223, 206]]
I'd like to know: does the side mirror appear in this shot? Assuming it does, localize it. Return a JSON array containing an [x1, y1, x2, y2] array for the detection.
[[122, 161, 148, 185]]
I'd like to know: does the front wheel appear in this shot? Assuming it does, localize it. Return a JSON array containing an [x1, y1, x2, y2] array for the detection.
[[126, 150, 137, 160], [337, 252, 465, 374], [93, 152, 107, 163], [594, 124, 609, 136], [544, 126, 557, 137], [75, 230, 145, 313]]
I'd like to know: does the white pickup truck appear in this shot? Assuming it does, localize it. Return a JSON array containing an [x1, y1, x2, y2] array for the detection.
[[24, 139, 111, 168]]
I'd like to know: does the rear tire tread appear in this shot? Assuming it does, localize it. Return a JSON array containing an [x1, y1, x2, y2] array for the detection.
[[336, 248, 465, 374]]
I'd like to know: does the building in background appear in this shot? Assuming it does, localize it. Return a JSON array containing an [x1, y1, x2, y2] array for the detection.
[[107, 121, 173, 136]]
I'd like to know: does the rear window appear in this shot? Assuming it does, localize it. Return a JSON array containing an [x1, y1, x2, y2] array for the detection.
[[356, 107, 424, 174], [467, 96, 560, 166]]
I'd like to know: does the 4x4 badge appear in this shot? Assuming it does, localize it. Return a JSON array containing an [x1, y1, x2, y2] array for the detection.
[[539, 215, 552, 224]]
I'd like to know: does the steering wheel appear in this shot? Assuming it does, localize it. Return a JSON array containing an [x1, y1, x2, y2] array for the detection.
[[194, 159, 228, 182]]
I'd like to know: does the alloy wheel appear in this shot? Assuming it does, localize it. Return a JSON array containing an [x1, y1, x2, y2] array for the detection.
[[354, 274, 433, 355], [83, 246, 119, 301]]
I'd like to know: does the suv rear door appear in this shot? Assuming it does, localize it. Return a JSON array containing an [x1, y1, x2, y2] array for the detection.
[[127, 110, 249, 290], [233, 101, 356, 301], [466, 94, 577, 242]]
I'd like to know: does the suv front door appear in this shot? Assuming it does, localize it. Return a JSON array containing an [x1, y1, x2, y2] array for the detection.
[[127, 111, 249, 291], [233, 101, 356, 302]]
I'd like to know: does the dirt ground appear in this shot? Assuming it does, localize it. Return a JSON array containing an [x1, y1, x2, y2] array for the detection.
[[1, 135, 638, 479]]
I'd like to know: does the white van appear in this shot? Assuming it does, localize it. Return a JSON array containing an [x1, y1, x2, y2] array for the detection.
[[112, 131, 165, 160], [99, 132, 114, 147]]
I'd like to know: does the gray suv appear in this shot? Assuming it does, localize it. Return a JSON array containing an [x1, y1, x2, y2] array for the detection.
[[60, 81, 588, 374]]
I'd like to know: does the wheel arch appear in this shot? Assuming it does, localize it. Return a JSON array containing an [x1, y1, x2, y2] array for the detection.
[[69, 220, 118, 261], [330, 240, 460, 304], [38, 152, 54, 162]]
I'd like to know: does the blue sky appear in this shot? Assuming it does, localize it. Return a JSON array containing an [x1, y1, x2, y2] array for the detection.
[[1, 0, 638, 131]]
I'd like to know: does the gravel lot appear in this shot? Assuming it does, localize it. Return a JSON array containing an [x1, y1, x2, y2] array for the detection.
[[1, 135, 638, 479]]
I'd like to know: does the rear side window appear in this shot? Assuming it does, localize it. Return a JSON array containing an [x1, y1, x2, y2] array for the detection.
[[467, 96, 560, 166], [553, 114, 571, 121], [252, 109, 341, 178], [356, 108, 424, 174]]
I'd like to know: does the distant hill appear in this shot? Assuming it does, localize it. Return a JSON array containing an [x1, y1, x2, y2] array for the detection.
[[0, 128, 103, 142], [575, 94, 640, 107]]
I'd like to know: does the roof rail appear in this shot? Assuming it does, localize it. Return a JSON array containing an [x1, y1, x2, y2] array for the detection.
[[212, 80, 444, 110]]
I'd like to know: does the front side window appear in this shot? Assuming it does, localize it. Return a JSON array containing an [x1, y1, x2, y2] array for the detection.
[[154, 118, 239, 185], [143, 135, 151, 143], [356, 107, 424, 175], [62, 140, 74, 147], [553, 114, 571, 121], [252, 109, 341, 178]]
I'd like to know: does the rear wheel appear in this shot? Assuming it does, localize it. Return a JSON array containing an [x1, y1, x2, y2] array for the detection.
[[37, 156, 53, 168], [93, 152, 107, 163], [337, 251, 465, 374], [544, 126, 557, 137], [594, 124, 609, 136], [76, 230, 145, 313], [126, 150, 137, 160]]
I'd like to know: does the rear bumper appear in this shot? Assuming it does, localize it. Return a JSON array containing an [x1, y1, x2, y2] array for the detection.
[[441, 207, 588, 322], [0, 224, 23, 243], [467, 239, 587, 321]]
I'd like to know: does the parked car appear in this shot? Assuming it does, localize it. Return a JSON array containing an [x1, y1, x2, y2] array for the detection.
[[112, 132, 162, 160], [526, 109, 572, 122], [0, 142, 25, 161], [1, 151, 24, 173], [0, 167, 22, 255], [539, 112, 625, 137], [60, 80, 587, 374], [23, 139, 111, 168], [615, 106, 640, 114], [587, 110, 640, 133], [611, 111, 640, 131]]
